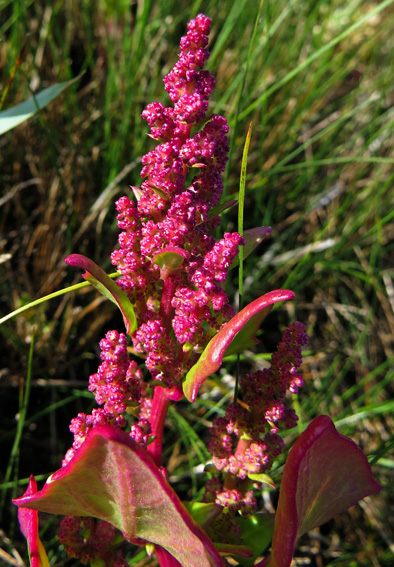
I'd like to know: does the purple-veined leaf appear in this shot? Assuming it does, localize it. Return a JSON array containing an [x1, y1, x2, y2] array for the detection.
[[205, 199, 238, 223], [183, 289, 295, 402], [13, 425, 224, 567], [65, 254, 137, 335], [230, 227, 273, 270], [269, 415, 382, 567], [17, 476, 50, 567]]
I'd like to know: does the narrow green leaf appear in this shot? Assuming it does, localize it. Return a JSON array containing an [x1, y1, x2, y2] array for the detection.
[[238, 123, 253, 300], [0, 74, 82, 135]]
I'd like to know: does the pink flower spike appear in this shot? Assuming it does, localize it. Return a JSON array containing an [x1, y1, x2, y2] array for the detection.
[[269, 415, 382, 567], [17, 475, 49, 567]]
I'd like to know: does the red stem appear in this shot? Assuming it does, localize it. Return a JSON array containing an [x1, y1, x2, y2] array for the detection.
[[147, 386, 171, 466], [159, 274, 177, 332], [234, 436, 252, 458], [223, 437, 252, 490]]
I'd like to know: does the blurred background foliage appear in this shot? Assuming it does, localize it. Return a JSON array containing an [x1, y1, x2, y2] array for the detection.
[[1, 0, 394, 565]]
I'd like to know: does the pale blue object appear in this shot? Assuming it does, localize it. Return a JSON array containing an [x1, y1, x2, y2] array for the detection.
[[0, 76, 80, 135]]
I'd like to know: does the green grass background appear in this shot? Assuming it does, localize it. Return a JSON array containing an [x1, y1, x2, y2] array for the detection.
[[1, 0, 394, 565]]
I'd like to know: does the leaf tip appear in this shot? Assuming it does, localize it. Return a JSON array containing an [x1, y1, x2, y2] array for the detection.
[[64, 253, 86, 269]]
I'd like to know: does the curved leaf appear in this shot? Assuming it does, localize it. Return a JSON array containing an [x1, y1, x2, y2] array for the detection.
[[206, 199, 238, 222], [235, 514, 274, 567], [17, 476, 50, 567], [0, 75, 82, 135], [269, 415, 382, 567], [65, 254, 137, 334], [184, 502, 223, 527], [13, 425, 224, 567], [183, 289, 295, 402]]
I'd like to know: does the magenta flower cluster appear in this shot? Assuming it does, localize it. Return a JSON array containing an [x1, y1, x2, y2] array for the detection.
[[204, 322, 308, 530], [57, 14, 308, 565], [63, 13, 241, 463], [110, 14, 242, 390], [208, 322, 308, 479], [58, 517, 128, 567], [63, 330, 150, 466]]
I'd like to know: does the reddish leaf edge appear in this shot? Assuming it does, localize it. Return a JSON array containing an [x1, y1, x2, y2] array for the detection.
[[268, 415, 382, 567], [16, 476, 49, 567], [65, 253, 137, 334], [14, 424, 224, 567], [183, 289, 295, 402]]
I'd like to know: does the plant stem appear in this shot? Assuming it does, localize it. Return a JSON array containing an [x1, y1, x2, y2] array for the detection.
[[159, 274, 177, 332], [147, 386, 171, 467], [223, 436, 252, 490]]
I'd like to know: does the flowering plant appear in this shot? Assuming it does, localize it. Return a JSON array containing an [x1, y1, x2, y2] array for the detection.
[[13, 14, 381, 567]]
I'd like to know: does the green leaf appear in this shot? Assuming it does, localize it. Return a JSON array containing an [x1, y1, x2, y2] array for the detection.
[[269, 416, 382, 567], [0, 75, 82, 135], [235, 514, 274, 567], [247, 473, 275, 488], [183, 502, 222, 527], [237, 122, 252, 302], [153, 246, 189, 276], [207, 199, 238, 221], [65, 254, 137, 335], [13, 425, 224, 567]]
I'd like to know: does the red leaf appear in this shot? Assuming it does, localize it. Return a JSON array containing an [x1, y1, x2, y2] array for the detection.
[[17, 475, 49, 567], [14, 425, 224, 567], [269, 416, 382, 567], [183, 290, 295, 402]]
